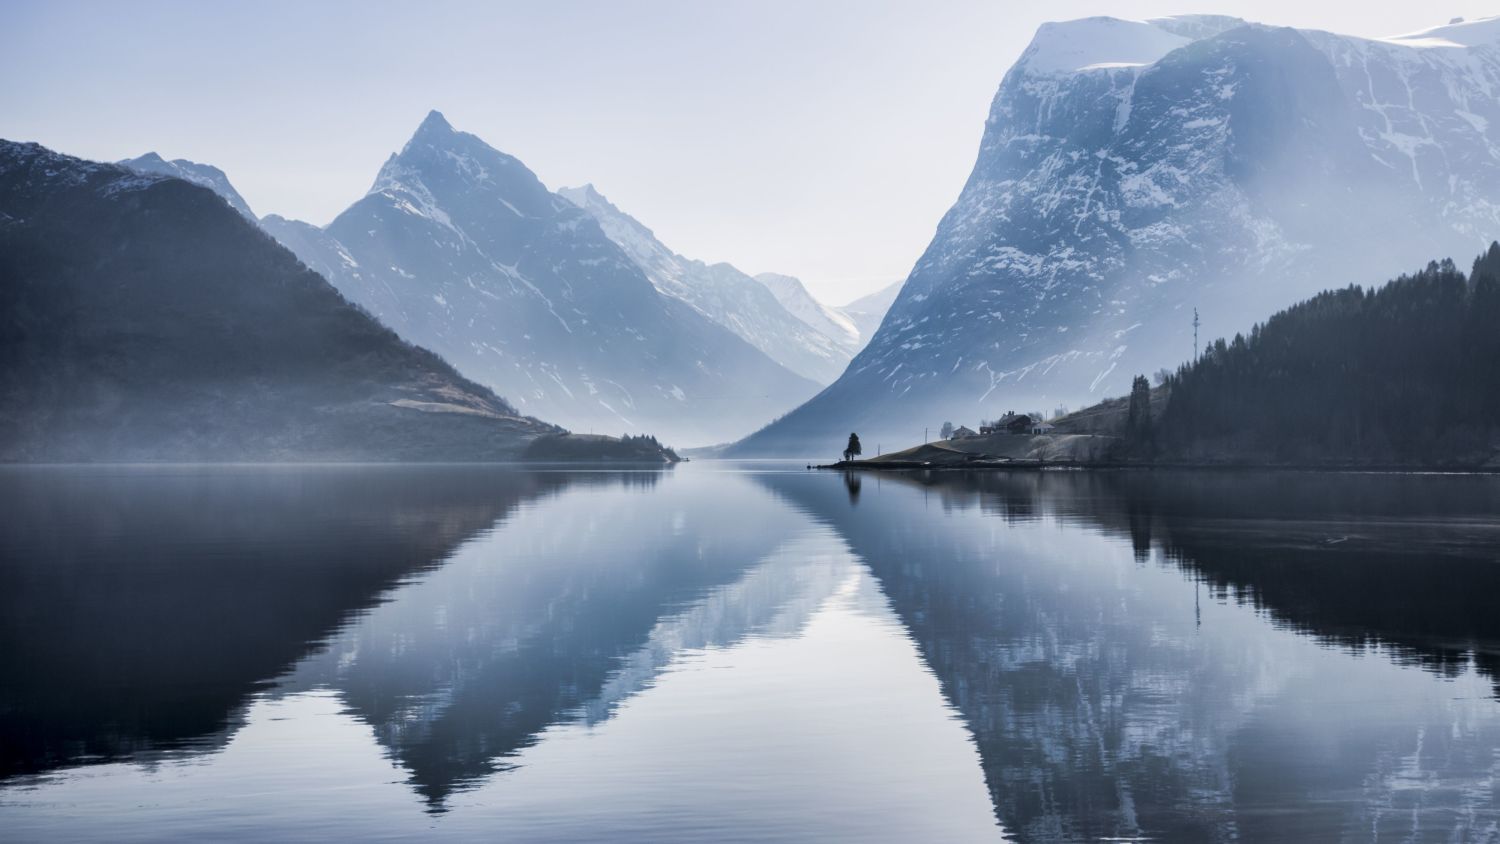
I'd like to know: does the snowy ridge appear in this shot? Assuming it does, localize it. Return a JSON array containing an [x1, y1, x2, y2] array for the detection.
[[1018, 17, 1191, 74], [560, 183, 856, 384], [1380, 15, 1500, 49], [119, 151, 256, 219], [753, 272, 860, 349], [833, 279, 903, 342]]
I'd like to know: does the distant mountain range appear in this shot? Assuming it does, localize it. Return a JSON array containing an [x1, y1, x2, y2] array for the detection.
[[250, 112, 823, 447], [734, 14, 1500, 455], [828, 279, 903, 350], [114, 115, 899, 448], [558, 184, 857, 384], [0, 140, 620, 461]]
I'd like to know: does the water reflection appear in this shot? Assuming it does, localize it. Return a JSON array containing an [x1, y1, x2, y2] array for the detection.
[[0, 465, 1000, 841], [0, 465, 569, 780], [5, 465, 1499, 841], [275, 469, 827, 810], [761, 468, 1500, 842]]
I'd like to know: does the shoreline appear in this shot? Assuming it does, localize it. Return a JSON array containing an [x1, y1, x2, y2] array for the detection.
[[815, 459, 1500, 475]]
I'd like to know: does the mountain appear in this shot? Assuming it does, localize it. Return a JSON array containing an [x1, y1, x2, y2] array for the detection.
[[118, 151, 257, 220], [258, 112, 817, 446], [558, 184, 853, 384], [752, 272, 861, 355], [831, 279, 903, 345], [0, 139, 651, 462], [732, 14, 1500, 455]]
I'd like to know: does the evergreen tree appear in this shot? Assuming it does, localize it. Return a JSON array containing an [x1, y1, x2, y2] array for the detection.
[[844, 432, 863, 462], [1126, 374, 1153, 451]]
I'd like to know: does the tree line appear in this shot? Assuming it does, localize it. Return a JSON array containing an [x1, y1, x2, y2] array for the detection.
[[1140, 243, 1500, 465]]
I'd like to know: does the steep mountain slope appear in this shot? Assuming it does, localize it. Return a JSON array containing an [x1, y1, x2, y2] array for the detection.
[[558, 184, 852, 384], [733, 14, 1500, 455], [260, 113, 816, 446], [118, 152, 257, 220], [0, 140, 587, 462], [752, 272, 862, 356]]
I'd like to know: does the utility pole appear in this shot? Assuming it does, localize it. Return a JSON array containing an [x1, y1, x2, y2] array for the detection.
[[1193, 307, 1200, 361], [924, 427, 928, 444]]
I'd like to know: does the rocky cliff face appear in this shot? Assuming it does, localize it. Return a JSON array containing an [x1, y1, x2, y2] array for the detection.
[[734, 15, 1500, 455]]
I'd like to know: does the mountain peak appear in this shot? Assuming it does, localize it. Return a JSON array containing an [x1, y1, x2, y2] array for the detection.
[[559, 183, 616, 212], [118, 151, 255, 220], [1019, 17, 1192, 74], [417, 109, 453, 135], [1017, 15, 1256, 75]]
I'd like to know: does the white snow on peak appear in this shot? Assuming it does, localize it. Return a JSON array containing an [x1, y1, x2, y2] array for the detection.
[[1019, 17, 1191, 74], [1380, 15, 1500, 49], [1146, 14, 1247, 41], [368, 156, 457, 231]]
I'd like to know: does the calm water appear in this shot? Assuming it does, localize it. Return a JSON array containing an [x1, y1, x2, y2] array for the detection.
[[2, 464, 1499, 842]]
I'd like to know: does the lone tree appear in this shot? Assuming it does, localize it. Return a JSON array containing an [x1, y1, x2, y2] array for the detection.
[[940, 421, 955, 440], [1126, 374, 1153, 450], [843, 432, 863, 462]]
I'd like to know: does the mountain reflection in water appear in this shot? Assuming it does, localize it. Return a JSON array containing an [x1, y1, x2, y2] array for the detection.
[[763, 468, 1500, 842], [2, 464, 1498, 842]]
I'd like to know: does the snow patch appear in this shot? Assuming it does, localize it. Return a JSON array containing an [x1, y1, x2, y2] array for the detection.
[[1020, 17, 1190, 75]]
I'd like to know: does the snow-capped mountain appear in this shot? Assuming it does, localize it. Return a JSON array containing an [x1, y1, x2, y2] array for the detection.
[[830, 279, 903, 348], [255, 112, 815, 447], [733, 14, 1500, 455], [118, 152, 257, 220], [558, 184, 853, 384], [752, 272, 861, 355]]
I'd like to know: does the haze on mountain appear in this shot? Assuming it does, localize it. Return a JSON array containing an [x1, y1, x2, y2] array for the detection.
[[752, 272, 862, 355], [0, 140, 677, 462], [829, 279, 904, 348], [253, 111, 817, 447], [733, 13, 1500, 456], [558, 184, 859, 385]]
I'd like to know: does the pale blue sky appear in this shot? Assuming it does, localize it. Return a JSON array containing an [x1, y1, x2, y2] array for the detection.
[[2, 1, 1490, 302]]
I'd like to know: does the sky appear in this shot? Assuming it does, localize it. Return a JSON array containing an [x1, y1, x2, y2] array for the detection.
[[2, 1, 1493, 304]]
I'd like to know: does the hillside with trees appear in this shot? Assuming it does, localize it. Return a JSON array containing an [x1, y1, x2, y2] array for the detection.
[[1146, 244, 1500, 466]]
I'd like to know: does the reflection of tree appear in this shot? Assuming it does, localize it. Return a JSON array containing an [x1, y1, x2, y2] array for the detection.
[[1062, 471, 1500, 694], [0, 466, 568, 781], [839, 469, 1500, 692], [760, 469, 1500, 843], [842, 470, 861, 504]]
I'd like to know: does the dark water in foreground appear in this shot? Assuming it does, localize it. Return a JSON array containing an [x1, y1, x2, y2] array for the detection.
[[1, 463, 1499, 842]]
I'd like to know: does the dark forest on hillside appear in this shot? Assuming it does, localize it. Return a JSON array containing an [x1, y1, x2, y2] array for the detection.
[[1151, 243, 1500, 465]]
